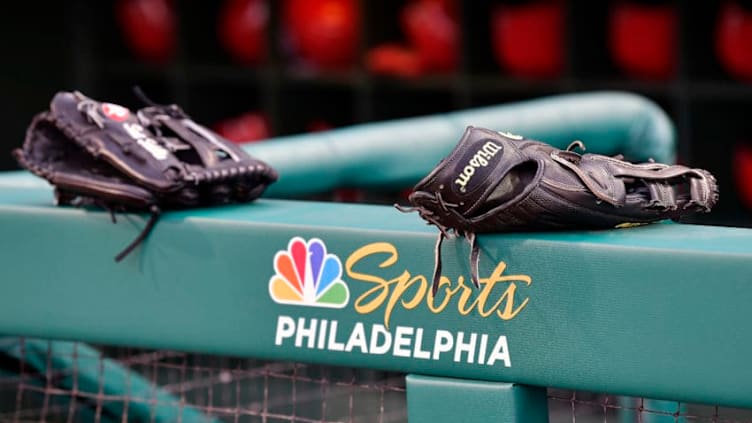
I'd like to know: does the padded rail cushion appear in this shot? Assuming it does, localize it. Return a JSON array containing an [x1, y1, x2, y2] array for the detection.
[[406, 375, 548, 423], [243, 91, 675, 197], [0, 185, 750, 408]]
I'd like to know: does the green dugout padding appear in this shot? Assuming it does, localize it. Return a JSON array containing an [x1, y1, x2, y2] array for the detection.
[[0, 190, 750, 409], [1, 91, 747, 416], [406, 375, 548, 423]]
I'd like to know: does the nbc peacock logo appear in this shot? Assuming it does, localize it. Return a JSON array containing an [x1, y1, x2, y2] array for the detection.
[[269, 237, 350, 308]]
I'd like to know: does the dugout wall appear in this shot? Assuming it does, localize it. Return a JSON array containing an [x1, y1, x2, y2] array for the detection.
[[0, 92, 749, 422]]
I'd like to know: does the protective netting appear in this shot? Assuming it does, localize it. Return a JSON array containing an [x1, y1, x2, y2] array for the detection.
[[0, 338, 406, 423], [547, 390, 752, 422], [1, 338, 751, 423]]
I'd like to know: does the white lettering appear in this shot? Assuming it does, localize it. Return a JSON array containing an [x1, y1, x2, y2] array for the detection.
[[123, 122, 147, 139], [454, 332, 477, 363], [393, 326, 413, 358], [123, 122, 169, 160], [370, 324, 392, 354], [486, 336, 511, 367], [454, 142, 502, 192], [412, 328, 431, 360], [432, 330, 454, 360], [273, 317, 513, 368], [454, 173, 471, 189], [317, 320, 328, 349], [478, 334, 489, 364], [275, 316, 295, 346], [295, 318, 317, 348], [484, 141, 502, 154], [345, 322, 368, 353], [137, 139, 169, 160], [327, 321, 345, 351]]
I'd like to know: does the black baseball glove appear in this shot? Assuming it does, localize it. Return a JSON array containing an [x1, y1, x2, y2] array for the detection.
[[400, 127, 718, 294], [14, 90, 278, 261]]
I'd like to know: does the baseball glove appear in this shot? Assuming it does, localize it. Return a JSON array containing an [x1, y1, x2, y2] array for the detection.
[[14, 90, 278, 261], [399, 126, 718, 294]]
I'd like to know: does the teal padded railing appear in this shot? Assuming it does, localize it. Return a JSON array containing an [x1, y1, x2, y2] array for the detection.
[[0, 194, 750, 411], [3, 91, 737, 423]]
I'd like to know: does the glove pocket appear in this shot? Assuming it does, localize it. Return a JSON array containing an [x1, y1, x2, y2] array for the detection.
[[50, 170, 156, 209]]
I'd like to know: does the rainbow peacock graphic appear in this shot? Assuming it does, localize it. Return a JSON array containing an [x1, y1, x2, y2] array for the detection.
[[269, 237, 350, 308]]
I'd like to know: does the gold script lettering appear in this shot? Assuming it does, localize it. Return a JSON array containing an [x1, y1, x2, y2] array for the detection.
[[347, 242, 398, 317], [346, 242, 532, 328]]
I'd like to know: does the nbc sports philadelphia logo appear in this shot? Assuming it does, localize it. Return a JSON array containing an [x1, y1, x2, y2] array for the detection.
[[268, 237, 513, 368]]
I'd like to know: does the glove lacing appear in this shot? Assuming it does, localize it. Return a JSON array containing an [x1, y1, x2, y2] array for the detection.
[[74, 89, 164, 263], [114, 205, 162, 262], [76, 98, 105, 129], [396, 191, 480, 296]]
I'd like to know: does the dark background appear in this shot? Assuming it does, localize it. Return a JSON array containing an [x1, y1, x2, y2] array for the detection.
[[1, 0, 750, 227]]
